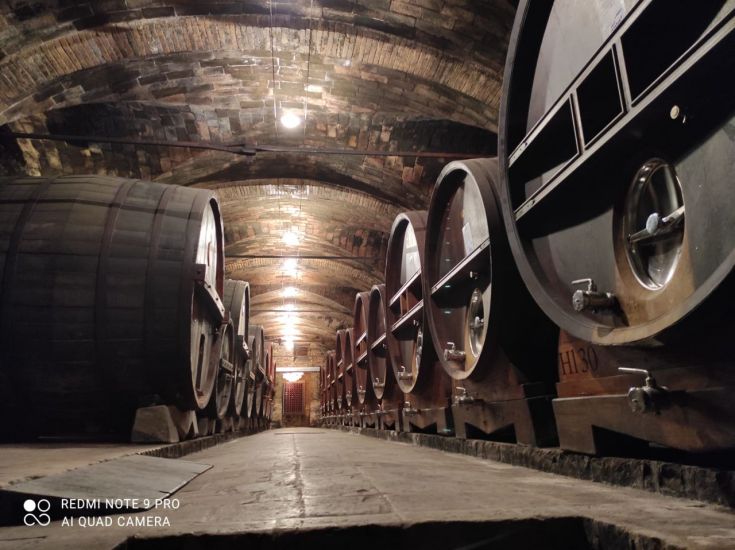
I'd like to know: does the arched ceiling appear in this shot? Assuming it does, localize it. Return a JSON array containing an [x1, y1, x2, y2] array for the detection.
[[0, 0, 512, 356]]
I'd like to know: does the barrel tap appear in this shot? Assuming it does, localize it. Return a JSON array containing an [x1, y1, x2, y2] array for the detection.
[[403, 401, 418, 416], [618, 367, 670, 414], [444, 342, 466, 363], [571, 278, 617, 312], [454, 386, 476, 405]]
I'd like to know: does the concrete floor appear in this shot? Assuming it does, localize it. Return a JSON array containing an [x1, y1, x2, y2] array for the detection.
[[0, 428, 734, 549]]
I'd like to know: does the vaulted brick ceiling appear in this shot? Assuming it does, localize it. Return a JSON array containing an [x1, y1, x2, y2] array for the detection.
[[0, 0, 511, 358]]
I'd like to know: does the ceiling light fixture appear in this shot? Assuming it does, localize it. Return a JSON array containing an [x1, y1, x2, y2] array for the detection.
[[283, 371, 303, 383], [282, 257, 299, 276], [280, 112, 302, 129], [282, 286, 298, 298]]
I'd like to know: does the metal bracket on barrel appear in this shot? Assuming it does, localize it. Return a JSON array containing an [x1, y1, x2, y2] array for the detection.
[[193, 263, 225, 322], [220, 357, 235, 379]]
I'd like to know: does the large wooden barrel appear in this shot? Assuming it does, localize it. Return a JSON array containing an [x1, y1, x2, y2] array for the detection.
[[353, 291, 378, 427], [367, 284, 403, 430], [498, 1, 735, 346], [242, 333, 256, 420], [248, 325, 265, 423], [385, 211, 452, 433], [327, 351, 337, 415], [342, 328, 355, 413], [202, 319, 235, 420], [334, 329, 346, 412], [499, 1, 735, 453], [257, 342, 273, 423], [263, 347, 275, 424], [320, 354, 327, 416], [0, 175, 225, 438], [223, 279, 250, 417], [423, 158, 557, 445]]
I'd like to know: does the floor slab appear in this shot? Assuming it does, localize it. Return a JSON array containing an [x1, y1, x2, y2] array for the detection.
[[0, 428, 733, 549]]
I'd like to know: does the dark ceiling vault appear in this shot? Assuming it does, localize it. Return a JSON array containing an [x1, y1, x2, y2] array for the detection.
[[0, 0, 511, 356]]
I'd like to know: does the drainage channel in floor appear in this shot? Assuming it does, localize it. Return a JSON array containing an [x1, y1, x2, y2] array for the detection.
[[117, 517, 669, 550]]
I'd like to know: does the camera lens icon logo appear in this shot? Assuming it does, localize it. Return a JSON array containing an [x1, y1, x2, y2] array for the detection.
[[23, 499, 51, 526]]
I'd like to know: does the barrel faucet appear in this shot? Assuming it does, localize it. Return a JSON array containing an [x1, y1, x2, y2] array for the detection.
[[444, 342, 466, 363], [373, 377, 385, 390], [357, 385, 366, 396], [403, 401, 418, 416], [571, 278, 617, 312], [618, 367, 669, 414], [454, 386, 476, 405], [398, 365, 414, 380]]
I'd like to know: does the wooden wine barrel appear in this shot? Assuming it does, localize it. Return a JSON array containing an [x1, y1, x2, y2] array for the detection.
[[249, 325, 265, 374], [0, 175, 225, 438], [266, 342, 276, 386], [248, 325, 265, 423], [327, 351, 337, 417], [352, 292, 372, 405], [223, 279, 250, 417], [423, 158, 557, 445], [264, 348, 275, 424], [498, 1, 735, 346], [499, 1, 735, 453], [263, 342, 273, 385], [265, 379, 275, 423], [253, 382, 264, 427], [385, 211, 452, 433], [367, 284, 403, 430], [334, 329, 346, 412], [353, 291, 377, 427], [254, 342, 272, 425], [202, 319, 235, 420], [342, 329, 355, 415], [242, 333, 257, 420]]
